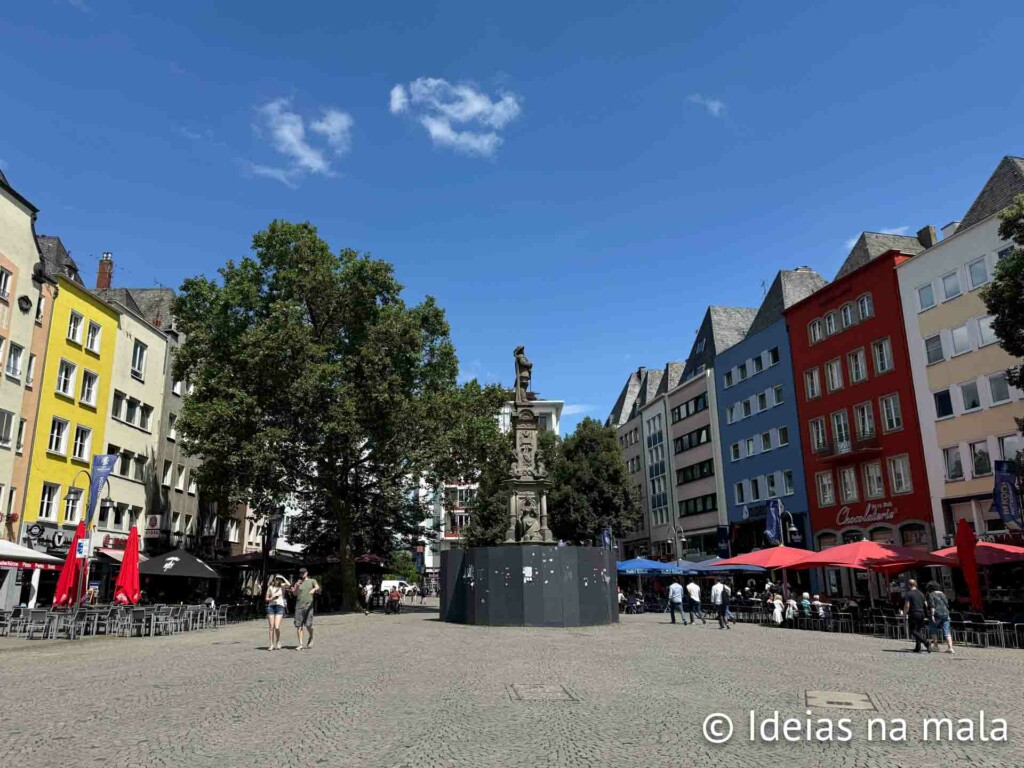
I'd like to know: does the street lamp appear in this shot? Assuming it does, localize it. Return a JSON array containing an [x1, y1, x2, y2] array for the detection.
[[674, 525, 686, 568], [780, 510, 800, 545], [67, 470, 115, 604]]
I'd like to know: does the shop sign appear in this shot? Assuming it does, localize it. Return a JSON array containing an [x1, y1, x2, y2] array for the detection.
[[102, 535, 128, 550], [76, 537, 94, 559], [144, 514, 162, 539], [835, 500, 897, 528]]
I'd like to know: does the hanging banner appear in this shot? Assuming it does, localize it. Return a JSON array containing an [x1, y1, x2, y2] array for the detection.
[[993, 460, 1023, 531], [764, 499, 782, 545], [85, 454, 119, 527], [716, 526, 731, 559]]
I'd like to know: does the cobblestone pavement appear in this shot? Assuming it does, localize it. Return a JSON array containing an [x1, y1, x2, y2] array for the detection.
[[2, 603, 1022, 768]]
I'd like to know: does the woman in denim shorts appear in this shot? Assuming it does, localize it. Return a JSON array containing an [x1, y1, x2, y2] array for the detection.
[[265, 575, 290, 651]]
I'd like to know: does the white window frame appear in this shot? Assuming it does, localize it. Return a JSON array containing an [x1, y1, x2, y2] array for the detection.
[[80, 370, 98, 407], [872, 338, 893, 374], [816, 471, 836, 506], [887, 454, 912, 494], [47, 417, 69, 455], [917, 283, 936, 312], [39, 483, 60, 521], [933, 388, 954, 419], [959, 380, 982, 412], [857, 293, 873, 320], [809, 319, 823, 344], [0, 409, 14, 448], [783, 470, 795, 496], [72, 425, 92, 462], [5, 342, 23, 379], [805, 368, 821, 399], [989, 372, 1011, 405], [840, 303, 854, 329], [0, 268, 10, 301], [880, 394, 903, 432], [778, 426, 789, 446], [67, 311, 84, 343], [86, 321, 102, 353], [56, 359, 77, 397], [978, 315, 997, 347], [824, 312, 837, 336], [924, 334, 944, 365], [941, 270, 962, 301], [809, 418, 826, 452], [131, 340, 147, 380], [848, 348, 867, 384], [950, 323, 971, 356], [64, 491, 81, 525], [863, 461, 885, 499], [839, 466, 859, 503], [967, 257, 989, 289], [970, 440, 992, 478], [944, 445, 964, 481], [26, 353, 36, 386], [853, 401, 875, 438], [825, 358, 844, 392]]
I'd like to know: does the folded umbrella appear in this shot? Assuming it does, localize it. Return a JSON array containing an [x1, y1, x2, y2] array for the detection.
[[53, 521, 86, 606], [113, 526, 142, 604]]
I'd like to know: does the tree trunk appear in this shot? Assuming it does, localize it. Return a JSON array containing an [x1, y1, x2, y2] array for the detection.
[[337, 500, 357, 612]]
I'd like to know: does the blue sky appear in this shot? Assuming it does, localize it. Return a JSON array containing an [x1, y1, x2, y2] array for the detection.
[[2, 2, 1022, 432]]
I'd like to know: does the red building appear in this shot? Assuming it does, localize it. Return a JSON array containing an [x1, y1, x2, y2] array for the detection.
[[785, 236, 935, 594]]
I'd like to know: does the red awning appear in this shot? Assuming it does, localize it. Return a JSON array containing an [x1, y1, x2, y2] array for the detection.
[[713, 545, 817, 571], [0, 559, 61, 571]]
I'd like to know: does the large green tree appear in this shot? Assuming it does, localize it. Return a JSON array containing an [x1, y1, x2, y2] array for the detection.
[[172, 220, 504, 609]]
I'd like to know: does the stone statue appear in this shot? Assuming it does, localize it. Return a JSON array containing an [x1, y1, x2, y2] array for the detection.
[[514, 345, 535, 403]]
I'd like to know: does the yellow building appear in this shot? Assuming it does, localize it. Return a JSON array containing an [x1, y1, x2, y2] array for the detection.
[[19, 274, 118, 566]]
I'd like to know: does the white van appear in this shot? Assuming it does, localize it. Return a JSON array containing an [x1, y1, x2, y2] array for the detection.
[[380, 580, 413, 595]]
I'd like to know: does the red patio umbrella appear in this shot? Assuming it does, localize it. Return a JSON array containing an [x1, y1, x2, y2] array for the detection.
[[932, 541, 1024, 568], [954, 518, 984, 611], [113, 526, 142, 604], [53, 521, 86, 606], [800, 539, 954, 573], [713, 545, 817, 571]]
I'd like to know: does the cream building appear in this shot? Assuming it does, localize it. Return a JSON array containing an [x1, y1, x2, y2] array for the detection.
[[897, 156, 1024, 544]]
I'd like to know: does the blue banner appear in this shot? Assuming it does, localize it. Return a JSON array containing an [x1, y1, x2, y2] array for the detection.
[[993, 460, 1023, 531], [765, 499, 782, 545], [716, 525, 730, 558], [85, 454, 119, 527]]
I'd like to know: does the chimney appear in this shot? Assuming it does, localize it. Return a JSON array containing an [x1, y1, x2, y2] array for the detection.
[[916, 226, 938, 250], [96, 252, 113, 290], [942, 221, 960, 240]]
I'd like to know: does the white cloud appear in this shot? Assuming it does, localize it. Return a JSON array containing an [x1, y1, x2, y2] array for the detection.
[[562, 404, 593, 416], [249, 98, 353, 186], [844, 226, 909, 251], [688, 93, 725, 118], [390, 77, 522, 157]]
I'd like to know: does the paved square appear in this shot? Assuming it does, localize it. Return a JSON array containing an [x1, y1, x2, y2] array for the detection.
[[1, 605, 1021, 767]]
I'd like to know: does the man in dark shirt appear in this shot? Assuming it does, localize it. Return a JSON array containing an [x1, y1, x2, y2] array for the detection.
[[903, 579, 930, 653]]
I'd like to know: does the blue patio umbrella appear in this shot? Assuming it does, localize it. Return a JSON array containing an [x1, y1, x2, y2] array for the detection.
[[616, 557, 687, 575]]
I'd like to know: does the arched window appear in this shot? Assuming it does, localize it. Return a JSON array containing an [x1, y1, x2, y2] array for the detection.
[[900, 523, 929, 548], [824, 312, 837, 335], [869, 526, 894, 544], [857, 293, 874, 320], [817, 532, 838, 550], [809, 319, 824, 344], [840, 303, 854, 329]]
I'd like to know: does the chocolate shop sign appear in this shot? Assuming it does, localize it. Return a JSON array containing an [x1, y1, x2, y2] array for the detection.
[[834, 500, 897, 528]]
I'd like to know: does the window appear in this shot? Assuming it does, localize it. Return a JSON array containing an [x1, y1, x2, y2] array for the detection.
[[917, 283, 936, 311], [888, 455, 912, 494], [757, 392, 768, 411], [677, 459, 714, 485], [839, 467, 859, 503], [86, 321, 101, 352], [831, 410, 851, 448], [805, 369, 821, 399], [724, 371, 733, 388], [742, 400, 752, 418], [39, 483, 59, 520], [825, 359, 843, 392], [880, 394, 902, 432], [978, 315, 997, 347], [753, 356, 764, 374], [944, 446, 964, 481], [133, 455, 146, 483], [971, 440, 992, 477], [951, 324, 971, 356], [140, 405, 153, 431], [112, 391, 125, 420], [731, 443, 740, 461], [853, 402, 875, 438], [809, 418, 826, 452], [97, 500, 109, 526], [924, 334, 944, 365], [67, 311, 83, 343], [941, 271, 962, 301], [695, 337, 706, 354], [998, 246, 1014, 262], [735, 482, 746, 504], [0, 268, 9, 301], [766, 474, 778, 498], [773, 384, 783, 405], [56, 359, 76, 396], [738, 362, 748, 381], [131, 340, 147, 379], [26, 354, 35, 386], [960, 381, 981, 412], [168, 413, 177, 440], [863, 462, 885, 499], [162, 460, 172, 487], [761, 432, 772, 452], [989, 372, 1011, 404], [16, 419, 26, 452], [809, 320, 823, 343], [1000, 434, 1023, 462], [848, 348, 867, 383], [934, 389, 954, 419], [816, 472, 835, 506], [825, 312, 837, 335], [125, 399, 139, 425], [840, 304, 854, 328], [968, 257, 989, 289], [35, 296, 45, 323], [188, 474, 197, 495], [80, 371, 97, 406], [857, 294, 873, 320], [48, 417, 68, 454], [783, 470, 794, 495], [872, 338, 893, 374], [745, 437, 755, 456], [0, 410, 13, 448], [172, 380, 183, 396], [118, 451, 132, 477], [5, 343, 23, 378], [72, 426, 91, 461], [64, 492, 81, 524], [778, 426, 789, 446], [750, 477, 761, 501], [176, 464, 186, 491], [768, 347, 780, 366]]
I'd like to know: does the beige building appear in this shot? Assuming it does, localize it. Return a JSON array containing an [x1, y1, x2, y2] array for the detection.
[[897, 156, 1024, 543]]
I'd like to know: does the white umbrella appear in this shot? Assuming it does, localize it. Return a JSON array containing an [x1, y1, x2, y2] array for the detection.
[[0, 539, 64, 566]]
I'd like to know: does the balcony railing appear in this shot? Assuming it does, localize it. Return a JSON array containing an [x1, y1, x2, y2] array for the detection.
[[815, 433, 881, 460]]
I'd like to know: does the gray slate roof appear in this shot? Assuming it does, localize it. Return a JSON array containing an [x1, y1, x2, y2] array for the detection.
[[834, 232, 925, 281], [36, 235, 83, 285], [747, 268, 829, 337], [637, 368, 664, 409], [94, 288, 144, 318], [958, 156, 1024, 232], [709, 306, 758, 354], [121, 287, 176, 330], [606, 368, 644, 428]]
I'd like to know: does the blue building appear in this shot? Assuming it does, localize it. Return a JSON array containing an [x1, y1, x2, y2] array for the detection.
[[714, 268, 828, 554]]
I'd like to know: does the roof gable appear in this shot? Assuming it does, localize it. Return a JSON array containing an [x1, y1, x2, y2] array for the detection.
[[958, 156, 1024, 232], [36, 235, 83, 285], [747, 268, 828, 337], [835, 232, 925, 280]]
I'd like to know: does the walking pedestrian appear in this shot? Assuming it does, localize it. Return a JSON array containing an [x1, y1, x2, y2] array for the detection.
[[711, 577, 731, 629], [685, 578, 707, 625], [903, 578, 930, 653], [290, 567, 320, 650], [361, 581, 374, 615], [926, 580, 954, 654], [667, 578, 686, 625], [264, 575, 290, 651]]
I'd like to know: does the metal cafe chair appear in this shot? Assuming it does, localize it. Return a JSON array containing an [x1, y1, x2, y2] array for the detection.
[[833, 611, 855, 634], [23, 609, 52, 640], [126, 607, 150, 638]]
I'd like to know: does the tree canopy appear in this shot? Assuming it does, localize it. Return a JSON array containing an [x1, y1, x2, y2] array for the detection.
[[171, 220, 505, 608]]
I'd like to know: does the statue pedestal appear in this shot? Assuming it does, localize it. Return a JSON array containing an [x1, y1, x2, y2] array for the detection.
[[439, 545, 618, 627]]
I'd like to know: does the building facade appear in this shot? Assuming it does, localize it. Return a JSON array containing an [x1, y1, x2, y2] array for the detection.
[[786, 234, 934, 597], [716, 269, 828, 553], [897, 157, 1024, 544], [608, 368, 648, 558]]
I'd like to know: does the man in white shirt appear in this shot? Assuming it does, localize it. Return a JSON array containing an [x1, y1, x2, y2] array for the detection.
[[667, 578, 685, 625], [685, 578, 707, 625], [710, 577, 731, 630]]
